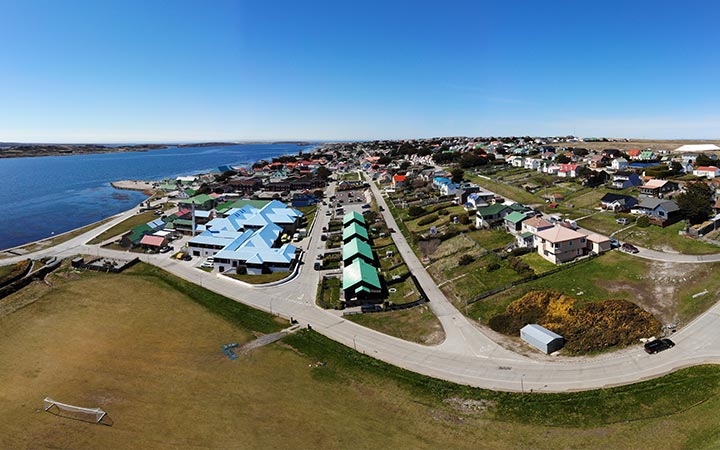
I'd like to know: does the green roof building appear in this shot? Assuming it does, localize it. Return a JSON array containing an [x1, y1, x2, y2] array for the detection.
[[342, 259, 382, 302], [342, 237, 374, 265], [342, 211, 366, 227], [179, 194, 216, 211], [342, 222, 369, 243]]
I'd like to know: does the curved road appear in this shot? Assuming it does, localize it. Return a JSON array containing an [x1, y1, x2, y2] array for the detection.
[[3, 182, 720, 392]]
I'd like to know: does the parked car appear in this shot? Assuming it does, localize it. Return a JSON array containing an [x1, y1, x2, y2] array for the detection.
[[313, 262, 322, 271], [644, 338, 675, 354], [316, 253, 324, 260], [160, 246, 172, 253], [616, 217, 630, 225], [362, 204, 371, 209], [609, 238, 620, 249], [621, 243, 639, 254]]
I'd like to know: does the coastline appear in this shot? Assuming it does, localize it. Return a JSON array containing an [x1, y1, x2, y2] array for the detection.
[[0, 142, 324, 252], [0, 141, 314, 159], [111, 180, 157, 195], [0, 200, 142, 255]]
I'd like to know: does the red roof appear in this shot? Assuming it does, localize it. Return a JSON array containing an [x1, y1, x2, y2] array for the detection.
[[139, 235, 166, 247], [627, 149, 642, 156], [696, 166, 719, 172], [393, 175, 406, 182], [559, 164, 578, 172]]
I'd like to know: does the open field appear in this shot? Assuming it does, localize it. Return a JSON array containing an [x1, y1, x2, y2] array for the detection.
[[2, 262, 720, 449], [563, 139, 720, 152], [468, 251, 720, 327], [615, 221, 720, 255], [347, 304, 443, 345]]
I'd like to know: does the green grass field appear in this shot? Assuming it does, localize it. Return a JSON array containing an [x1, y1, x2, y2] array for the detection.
[[347, 304, 443, 345], [87, 210, 164, 244], [2, 262, 720, 449]]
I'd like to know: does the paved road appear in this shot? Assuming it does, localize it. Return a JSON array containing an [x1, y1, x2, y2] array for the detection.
[[4, 184, 720, 392]]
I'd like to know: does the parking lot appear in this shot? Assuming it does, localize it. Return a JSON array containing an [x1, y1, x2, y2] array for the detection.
[[333, 189, 366, 205]]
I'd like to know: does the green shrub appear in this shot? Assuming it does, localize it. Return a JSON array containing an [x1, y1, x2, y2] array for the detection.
[[408, 205, 426, 217], [458, 254, 474, 266], [636, 215, 650, 228], [417, 214, 439, 226], [486, 262, 501, 272], [488, 291, 661, 354]]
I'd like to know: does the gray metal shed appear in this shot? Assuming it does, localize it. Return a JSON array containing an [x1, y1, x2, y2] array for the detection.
[[520, 324, 564, 354]]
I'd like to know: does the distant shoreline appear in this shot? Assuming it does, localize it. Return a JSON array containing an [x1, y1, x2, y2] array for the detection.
[[0, 141, 313, 159]]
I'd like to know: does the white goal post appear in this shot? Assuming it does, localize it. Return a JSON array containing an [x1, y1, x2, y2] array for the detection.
[[43, 397, 107, 424]]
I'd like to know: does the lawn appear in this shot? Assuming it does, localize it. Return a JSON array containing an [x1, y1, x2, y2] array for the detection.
[[225, 271, 291, 284], [296, 205, 317, 229], [577, 211, 627, 236], [347, 304, 444, 345], [616, 221, 720, 255], [386, 276, 421, 305], [466, 173, 543, 205], [316, 276, 342, 309], [87, 210, 164, 244], [3, 261, 720, 449], [468, 251, 650, 323]]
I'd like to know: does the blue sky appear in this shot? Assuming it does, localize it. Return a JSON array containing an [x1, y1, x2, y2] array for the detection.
[[0, 0, 718, 142]]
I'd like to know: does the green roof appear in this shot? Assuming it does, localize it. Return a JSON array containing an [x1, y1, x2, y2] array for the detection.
[[504, 211, 527, 224], [477, 203, 509, 216], [343, 211, 366, 226], [182, 194, 214, 205], [342, 259, 381, 291], [174, 219, 194, 226], [342, 222, 369, 241], [159, 183, 176, 191], [126, 224, 151, 242], [342, 237, 374, 262], [509, 203, 530, 212], [184, 188, 196, 196], [519, 231, 534, 239]]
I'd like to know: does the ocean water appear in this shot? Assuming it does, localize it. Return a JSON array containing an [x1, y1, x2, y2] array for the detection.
[[0, 143, 315, 250]]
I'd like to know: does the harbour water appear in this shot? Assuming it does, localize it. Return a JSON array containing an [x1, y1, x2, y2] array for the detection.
[[0, 143, 316, 250]]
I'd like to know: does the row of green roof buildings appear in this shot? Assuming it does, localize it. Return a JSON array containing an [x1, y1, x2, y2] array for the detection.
[[341, 211, 384, 307]]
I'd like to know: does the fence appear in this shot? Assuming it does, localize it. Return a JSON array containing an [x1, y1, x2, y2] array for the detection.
[[0, 259, 33, 289], [464, 253, 598, 306], [0, 259, 61, 300], [80, 257, 139, 273]]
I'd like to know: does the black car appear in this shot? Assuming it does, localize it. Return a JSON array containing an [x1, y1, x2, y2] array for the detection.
[[621, 243, 639, 254], [644, 338, 675, 354]]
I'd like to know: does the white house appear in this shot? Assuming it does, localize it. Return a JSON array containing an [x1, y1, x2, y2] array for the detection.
[[524, 158, 542, 170], [693, 166, 720, 179], [610, 157, 628, 171]]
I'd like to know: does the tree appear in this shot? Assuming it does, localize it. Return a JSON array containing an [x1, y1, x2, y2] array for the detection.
[[316, 166, 331, 180], [676, 182, 714, 224], [695, 153, 715, 167], [399, 160, 411, 170], [555, 154, 571, 164], [377, 156, 392, 165], [450, 168, 465, 183], [408, 205, 426, 217]]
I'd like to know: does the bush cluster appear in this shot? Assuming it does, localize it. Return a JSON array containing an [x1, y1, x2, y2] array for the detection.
[[507, 255, 533, 277], [458, 254, 474, 266], [488, 291, 661, 354], [486, 262, 501, 272], [417, 214, 439, 226]]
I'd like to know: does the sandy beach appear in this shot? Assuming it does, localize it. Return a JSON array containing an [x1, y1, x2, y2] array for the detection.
[[111, 180, 157, 193]]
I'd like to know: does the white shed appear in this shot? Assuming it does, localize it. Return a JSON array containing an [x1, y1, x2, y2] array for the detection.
[[520, 324, 564, 354]]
